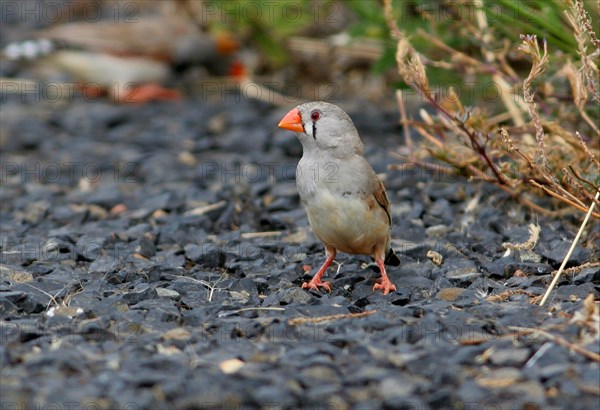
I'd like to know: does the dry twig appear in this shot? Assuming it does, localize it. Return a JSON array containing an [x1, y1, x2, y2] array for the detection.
[[502, 223, 541, 251], [540, 190, 600, 306], [486, 289, 539, 303], [551, 261, 600, 276], [288, 310, 376, 326], [508, 325, 600, 362], [384, 0, 599, 217]]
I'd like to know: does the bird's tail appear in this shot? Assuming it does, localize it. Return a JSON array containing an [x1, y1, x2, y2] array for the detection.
[[385, 248, 400, 266]]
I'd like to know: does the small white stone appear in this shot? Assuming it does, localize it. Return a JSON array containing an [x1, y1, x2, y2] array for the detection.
[[4, 43, 23, 59], [38, 38, 54, 54], [22, 40, 39, 59]]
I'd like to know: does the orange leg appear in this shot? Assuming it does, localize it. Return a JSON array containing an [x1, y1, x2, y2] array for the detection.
[[302, 248, 336, 292], [76, 83, 108, 99], [113, 83, 182, 104], [372, 258, 397, 295]]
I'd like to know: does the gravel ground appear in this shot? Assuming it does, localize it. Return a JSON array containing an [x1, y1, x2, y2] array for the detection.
[[1, 2, 599, 407], [1, 92, 599, 409]]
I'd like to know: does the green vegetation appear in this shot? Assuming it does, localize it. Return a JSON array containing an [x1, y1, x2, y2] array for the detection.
[[200, 0, 599, 217]]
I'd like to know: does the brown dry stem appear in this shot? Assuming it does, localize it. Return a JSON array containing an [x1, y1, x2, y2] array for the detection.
[[287, 310, 376, 326], [383, 0, 599, 218]]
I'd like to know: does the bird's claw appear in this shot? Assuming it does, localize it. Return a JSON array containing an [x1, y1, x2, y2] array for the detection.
[[302, 280, 332, 292], [373, 280, 397, 295]]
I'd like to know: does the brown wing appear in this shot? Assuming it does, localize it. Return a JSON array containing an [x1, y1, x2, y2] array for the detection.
[[373, 176, 392, 226]]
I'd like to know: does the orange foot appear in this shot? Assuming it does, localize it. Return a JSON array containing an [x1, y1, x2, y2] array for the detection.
[[373, 279, 397, 295], [302, 279, 332, 292], [77, 83, 108, 99], [114, 84, 182, 104]]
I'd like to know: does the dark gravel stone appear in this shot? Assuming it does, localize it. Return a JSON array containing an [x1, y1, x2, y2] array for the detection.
[[490, 347, 531, 366], [444, 262, 481, 285], [0, 290, 27, 304], [1, 53, 597, 409], [573, 266, 600, 284], [506, 261, 553, 275], [75, 236, 108, 261], [555, 283, 599, 301], [538, 239, 591, 266], [122, 283, 158, 305], [0, 298, 20, 317], [483, 257, 518, 277], [184, 243, 226, 268]]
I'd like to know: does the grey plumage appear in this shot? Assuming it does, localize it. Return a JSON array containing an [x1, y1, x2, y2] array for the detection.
[[278, 101, 399, 294]]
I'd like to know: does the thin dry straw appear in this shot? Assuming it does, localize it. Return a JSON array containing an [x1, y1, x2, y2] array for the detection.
[[539, 190, 600, 306]]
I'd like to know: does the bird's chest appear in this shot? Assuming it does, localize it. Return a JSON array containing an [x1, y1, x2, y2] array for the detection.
[[302, 189, 387, 255], [295, 158, 342, 199]]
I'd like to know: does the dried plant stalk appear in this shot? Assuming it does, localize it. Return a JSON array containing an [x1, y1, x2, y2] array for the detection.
[[540, 190, 600, 306], [288, 311, 376, 326], [502, 224, 541, 251], [519, 35, 550, 166], [568, 0, 600, 105], [384, 0, 599, 218]]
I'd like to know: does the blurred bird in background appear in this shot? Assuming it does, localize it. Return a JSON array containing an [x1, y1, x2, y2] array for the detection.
[[1, 0, 242, 103]]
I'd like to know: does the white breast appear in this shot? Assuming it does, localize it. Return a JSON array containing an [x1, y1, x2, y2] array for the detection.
[[51, 51, 169, 86], [304, 189, 389, 256]]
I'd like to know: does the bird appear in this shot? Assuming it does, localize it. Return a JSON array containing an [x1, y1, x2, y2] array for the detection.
[[2, 9, 240, 103], [277, 101, 400, 295]]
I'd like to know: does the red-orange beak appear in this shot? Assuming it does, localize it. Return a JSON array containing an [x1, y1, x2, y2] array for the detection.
[[278, 108, 304, 133]]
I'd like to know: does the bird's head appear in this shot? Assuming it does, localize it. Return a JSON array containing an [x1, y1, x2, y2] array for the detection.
[[278, 101, 364, 157]]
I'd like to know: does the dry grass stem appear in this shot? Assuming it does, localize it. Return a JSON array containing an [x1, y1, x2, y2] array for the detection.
[[529, 180, 600, 218], [240, 231, 283, 239], [569, 0, 600, 104], [507, 325, 600, 362], [474, 7, 527, 127], [540, 190, 600, 306], [395, 89, 413, 151], [520, 35, 550, 167], [551, 261, 600, 276], [574, 0, 600, 49], [384, 0, 599, 218], [502, 223, 541, 251], [219, 307, 286, 317], [165, 274, 226, 302], [288, 310, 376, 326], [486, 289, 539, 303], [462, 323, 600, 362], [575, 131, 600, 169]]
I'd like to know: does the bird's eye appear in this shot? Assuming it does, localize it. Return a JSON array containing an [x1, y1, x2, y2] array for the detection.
[[310, 111, 321, 121]]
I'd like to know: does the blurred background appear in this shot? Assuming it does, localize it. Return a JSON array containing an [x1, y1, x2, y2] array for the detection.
[[2, 0, 597, 106], [1, 0, 598, 216]]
